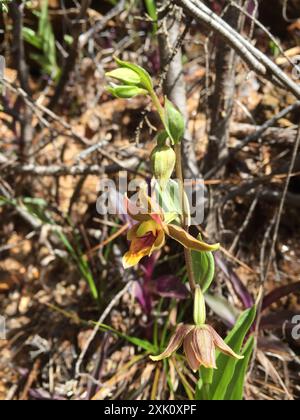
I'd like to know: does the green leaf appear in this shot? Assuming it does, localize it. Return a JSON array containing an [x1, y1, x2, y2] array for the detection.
[[156, 130, 169, 147], [91, 321, 156, 352], [107, 85, 148, 99], [144, 0, 158, 33], [165, 98, 185, 144], [145, 0, 157, 22], [23, 27, 43, 49], [209, 305, 257, 400], [55, 229, 99, 300], [192, 244, 215, 293], [114, 57, 153, 92], [64, 34, 73, 46], [23, 0, 59, 80], [106, 68, 141, 86], [195, 366, 214, 400], [225, 336, 255, 400], [205, 293, 240, 326]]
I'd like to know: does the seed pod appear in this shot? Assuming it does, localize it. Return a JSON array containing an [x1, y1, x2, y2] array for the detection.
[[151, 143, 176, 190]]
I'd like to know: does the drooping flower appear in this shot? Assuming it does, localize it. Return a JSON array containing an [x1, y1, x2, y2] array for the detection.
[[150, 323, 243, 372], [122, 195, 219, 269]]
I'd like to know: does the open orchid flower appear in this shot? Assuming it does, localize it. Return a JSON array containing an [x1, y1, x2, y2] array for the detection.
[[122, 194, 220, 269], [150, 323, 243, 372]]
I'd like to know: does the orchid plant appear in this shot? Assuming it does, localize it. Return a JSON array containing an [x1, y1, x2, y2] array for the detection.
[[106, 58, 256, 400]]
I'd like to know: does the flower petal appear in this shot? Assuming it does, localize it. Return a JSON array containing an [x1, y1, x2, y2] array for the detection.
[[150, 229, 165, 254], [127, 224, 140, 241], [193, 327, 217, 369], [122, 247, 152, 269], [150, 213, 164, 226], [207, 325, 244, 360], [150, 324, 193, 361], [183, 330, 201, 372], [136, 219, 159, 237], [165, 224, 220, 252]]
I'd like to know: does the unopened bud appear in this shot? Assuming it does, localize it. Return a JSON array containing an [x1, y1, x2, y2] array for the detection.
[[106, 68, 141, 86], [194, 285, 206, 326], [151, 143, 176, 190], [107, 84, 148, 99]]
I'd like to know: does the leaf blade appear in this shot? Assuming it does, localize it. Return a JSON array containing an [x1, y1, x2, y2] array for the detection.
[[209, 305, 257, 400]]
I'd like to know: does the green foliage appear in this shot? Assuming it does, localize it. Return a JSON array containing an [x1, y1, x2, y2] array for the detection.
[[106, 68, 142, 86], [105, 59, 185, 147], [106, 57, 154, 98], [114, 57, 153, 91], [164, 98, 185, 144], [55, 228, 99, 301], [0, 0, 11, 12], [107, 84, 148, 99], [269, 41, 280, 57], [23, 0, 60, 80], [90, 320, 156, 352], [196, 306, 256, 400], [224, 336, 255, 400], [192, 240, 215, 293], [144, 0, 158, 32], [205, 293, 240, 326]]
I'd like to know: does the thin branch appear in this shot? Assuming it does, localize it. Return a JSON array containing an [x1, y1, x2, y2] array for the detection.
[[263, 124, 300, 282], [204, 0, 243, 174], [75, 280, 134, 380], [2, 159, 139, 177], [49, 0, 91, 109], [158, 3, 199, 178], [8, 1, 33, 155], [174, 0, 300, 99], [205, 100, 300, 179], [8, 1, 31, 94]]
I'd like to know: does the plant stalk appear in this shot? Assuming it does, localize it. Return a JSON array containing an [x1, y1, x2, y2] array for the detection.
[[151, 91, 196, 293], [175, 143, 196, 293]]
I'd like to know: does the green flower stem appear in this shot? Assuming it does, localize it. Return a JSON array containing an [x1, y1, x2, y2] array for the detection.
[[150, 91, 167, 128], [200, 366, 213, 400], [150, 91, 196, 293], [175, 143, 196, 293]]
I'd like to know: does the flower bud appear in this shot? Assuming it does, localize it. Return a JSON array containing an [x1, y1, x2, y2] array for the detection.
[[107, 84, 148, 99], [151, 143, 176, 190], [106, 68, 141, 86], [194, 285, 206, 326]]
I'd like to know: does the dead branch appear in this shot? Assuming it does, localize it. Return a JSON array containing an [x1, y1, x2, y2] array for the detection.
[[230, 122, 298, 145], [48, 0, 91, 109], [205, 2, 243, 174], [205, 100, 300, 178], [157, 1, 200, 178], [8, 0, 33, 155], [2, 159, 139, 177], [8, 1, 31, 95], [174, 0, 300, 99]]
